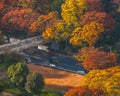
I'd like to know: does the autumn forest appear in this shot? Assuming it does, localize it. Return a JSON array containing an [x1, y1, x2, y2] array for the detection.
[[0, 0, 120, 96]]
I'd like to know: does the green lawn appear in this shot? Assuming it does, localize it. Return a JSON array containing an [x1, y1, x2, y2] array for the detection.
[[4, 88, 60, 96]]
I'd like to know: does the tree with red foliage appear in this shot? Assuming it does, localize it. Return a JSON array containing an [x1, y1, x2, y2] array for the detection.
[[0, 0, 5, 9], [74, 47, 118, 70], [1, 9, 39, 40], [0, 0, 20, 19], [64, 86, 106, 96], [81, 11, 115, 32]]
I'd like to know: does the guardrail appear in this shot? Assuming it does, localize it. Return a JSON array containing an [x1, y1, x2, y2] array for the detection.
[[30, 61, 86, 75]]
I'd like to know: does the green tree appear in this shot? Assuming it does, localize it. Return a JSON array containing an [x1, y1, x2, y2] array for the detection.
[[7, 62, 29, 90], [39, 92, 59, 96], [50, 0, 65, 15], [18, 0, 50, 14], [25, 72, 44, 94]]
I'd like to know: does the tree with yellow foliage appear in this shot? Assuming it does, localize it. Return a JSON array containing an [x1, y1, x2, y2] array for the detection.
[[55, 22, 73, 41], [42, 21, 73, 44], [70, 21, 104, 46], [42, 27, 55, 41], [61, 0, 87, 27], [82, 66, 120, 96], [42, 21, 77, 49], [42, 0, 88, 46]]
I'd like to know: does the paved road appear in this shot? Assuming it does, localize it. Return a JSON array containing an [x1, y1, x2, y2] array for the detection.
[[21, 47, 86, 74], [0, 36, 86, 74], [0, 36, 45, 54]]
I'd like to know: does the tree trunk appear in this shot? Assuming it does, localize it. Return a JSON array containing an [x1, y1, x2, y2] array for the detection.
[[6, 34, 10, 43], [65, 39, 68, 48]]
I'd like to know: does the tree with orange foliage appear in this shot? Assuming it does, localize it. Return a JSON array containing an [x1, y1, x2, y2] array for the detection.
[[70, 21, 104, 46], [0, 0, 20, 18], [74, 47, 99, 63], [29, 11, 58, 34], [81, 11, 115, 32], [0, 0, 5, 18], [1, 9, 39, 40], [64, 86, 106, 96], [0, 0, 18, 10], [0, 0, 5, 9], [74, 47, 118, 70]]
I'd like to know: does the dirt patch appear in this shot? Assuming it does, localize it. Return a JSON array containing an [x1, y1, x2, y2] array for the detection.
[[28, 64, 84, 93], [1, 92, 16, 96]]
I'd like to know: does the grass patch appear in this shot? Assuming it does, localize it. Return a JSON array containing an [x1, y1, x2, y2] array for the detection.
[[4, 88, 22, 95], [4, 88, 61, 96], [0, 63, 7, 71], [33, 92, 60, 96]]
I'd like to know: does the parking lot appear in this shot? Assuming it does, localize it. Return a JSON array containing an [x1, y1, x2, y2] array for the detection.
[[22, 47, 86, 74]]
